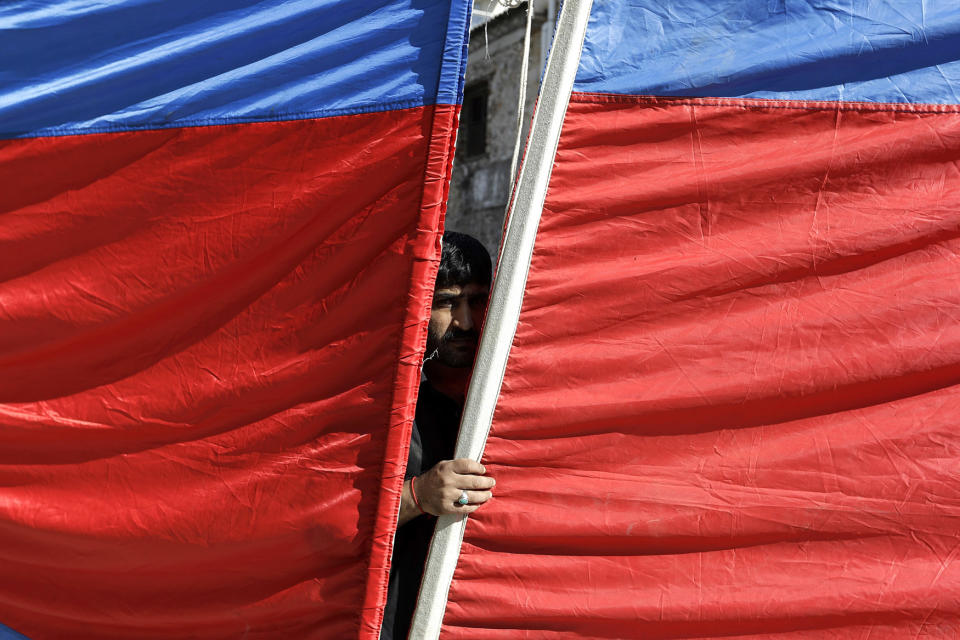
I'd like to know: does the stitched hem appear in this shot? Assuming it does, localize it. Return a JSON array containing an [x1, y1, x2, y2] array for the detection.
[[2, 98, 457, 140], [569, 92, 960, 114]]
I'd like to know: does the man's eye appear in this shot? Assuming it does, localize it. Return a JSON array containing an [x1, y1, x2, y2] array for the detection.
[[433, 300, 454, 309]]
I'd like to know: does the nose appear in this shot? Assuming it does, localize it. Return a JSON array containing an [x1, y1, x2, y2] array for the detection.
[[452, 300, 473, 331]]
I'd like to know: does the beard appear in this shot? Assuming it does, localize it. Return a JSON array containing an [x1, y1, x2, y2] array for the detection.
[[425, 325, 479, 368]]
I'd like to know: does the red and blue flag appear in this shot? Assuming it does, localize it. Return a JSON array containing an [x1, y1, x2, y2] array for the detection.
[[0, 1, 470, 638], [444, 1, 960, 638]]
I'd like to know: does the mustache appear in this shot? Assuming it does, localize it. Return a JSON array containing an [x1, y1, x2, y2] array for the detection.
[[441, 328, 479, 342]]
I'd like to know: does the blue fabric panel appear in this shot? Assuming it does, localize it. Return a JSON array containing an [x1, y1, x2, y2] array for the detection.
[[0, 623, 28, 640], [0, 0, 472, 138], [575, 0, 960, 104]]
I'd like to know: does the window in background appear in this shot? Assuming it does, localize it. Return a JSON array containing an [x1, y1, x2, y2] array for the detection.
[[463, 82, 489, 157]]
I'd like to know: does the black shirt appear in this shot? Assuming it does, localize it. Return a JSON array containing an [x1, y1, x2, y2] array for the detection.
[[380, 378, 462, 640]]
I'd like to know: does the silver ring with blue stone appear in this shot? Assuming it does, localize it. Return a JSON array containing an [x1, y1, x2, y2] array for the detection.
[[457, 490, 469, 506]]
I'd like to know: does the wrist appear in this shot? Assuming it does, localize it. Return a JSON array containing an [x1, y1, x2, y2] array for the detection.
[[410, 475, 427, 515]]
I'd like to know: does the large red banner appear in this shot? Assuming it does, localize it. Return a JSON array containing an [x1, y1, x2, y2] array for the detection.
[[443, 0, 960, 633], [0, 0, 471, 637]]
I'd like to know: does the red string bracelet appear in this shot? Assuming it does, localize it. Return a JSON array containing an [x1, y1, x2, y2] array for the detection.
[[410, 476, 427, 515]]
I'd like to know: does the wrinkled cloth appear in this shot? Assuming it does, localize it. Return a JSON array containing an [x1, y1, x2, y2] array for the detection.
[[0, 0, 472, 638], [443, 0, 960, 637]]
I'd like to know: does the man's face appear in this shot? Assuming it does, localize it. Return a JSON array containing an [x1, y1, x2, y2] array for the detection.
[[425, 282, 490, 368]]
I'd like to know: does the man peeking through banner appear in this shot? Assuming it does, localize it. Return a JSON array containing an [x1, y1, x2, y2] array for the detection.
[[380, 232, 497, 640]]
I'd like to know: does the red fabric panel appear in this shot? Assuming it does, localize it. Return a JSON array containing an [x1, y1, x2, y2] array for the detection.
[[361, 103, 461, 640], [0, 105, 455, 639], [444, 96, 960, 638]]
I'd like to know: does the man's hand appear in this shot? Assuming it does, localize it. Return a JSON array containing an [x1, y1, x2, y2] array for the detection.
[[416, 459, 495, 516], [398, 459, 495, 525]]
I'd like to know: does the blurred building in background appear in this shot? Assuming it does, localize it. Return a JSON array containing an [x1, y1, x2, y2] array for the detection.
[[444, 0, 557, 253]]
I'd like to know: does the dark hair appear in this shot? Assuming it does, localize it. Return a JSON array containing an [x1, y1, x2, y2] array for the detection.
[[436, 231, 491, 289]]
